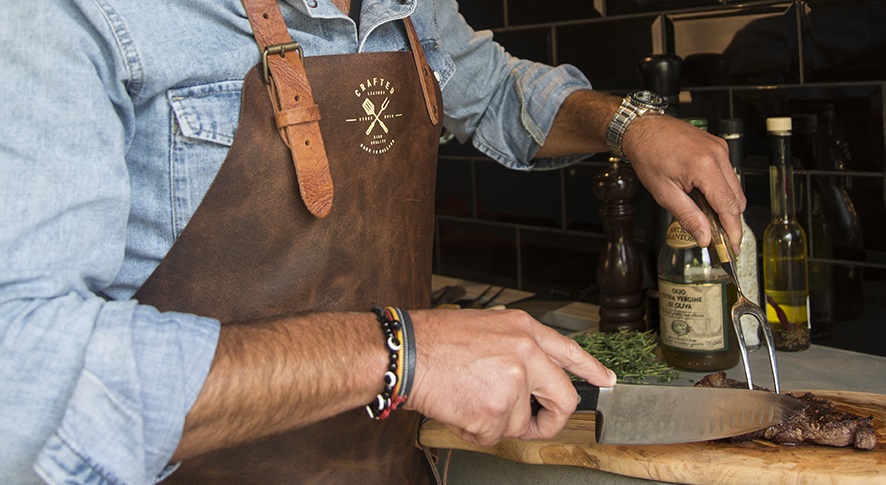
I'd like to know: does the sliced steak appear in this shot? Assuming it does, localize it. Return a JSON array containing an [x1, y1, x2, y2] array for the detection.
[[694, 372, 877, 450]]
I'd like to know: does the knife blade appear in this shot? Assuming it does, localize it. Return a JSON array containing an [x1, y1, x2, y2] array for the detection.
[[534, 381, 806, 445]]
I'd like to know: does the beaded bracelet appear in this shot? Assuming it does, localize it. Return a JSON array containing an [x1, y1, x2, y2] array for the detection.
[[366, 306, 415, 419]]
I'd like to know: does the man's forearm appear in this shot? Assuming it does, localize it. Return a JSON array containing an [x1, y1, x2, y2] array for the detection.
[[172, 312, 387, 461], [534, 89, 620, 158], [169, 303, 622, 462]]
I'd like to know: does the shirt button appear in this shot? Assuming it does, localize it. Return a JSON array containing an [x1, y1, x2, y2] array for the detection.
[[433, 71, 440, 82]]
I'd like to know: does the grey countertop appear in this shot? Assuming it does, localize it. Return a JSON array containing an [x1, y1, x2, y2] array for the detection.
[[435, 344, 886, 485]]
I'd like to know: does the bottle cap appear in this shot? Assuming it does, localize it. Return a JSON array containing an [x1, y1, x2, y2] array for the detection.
[[683, 117, 708, 131], [719, 118, 743, 136], [818, 103, 836, 123], [766, 117, 792, 133], [637, 54, 683, 96], [792, 113, 817, 133]]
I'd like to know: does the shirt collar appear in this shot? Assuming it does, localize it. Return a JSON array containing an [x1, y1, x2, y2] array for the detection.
[[282, 0, 415, 19]]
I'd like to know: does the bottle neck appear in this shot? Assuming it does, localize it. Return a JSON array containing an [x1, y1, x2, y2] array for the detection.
[[769, 132, 796, 221], [792, 130, 817, 170], [723, 133, 744, 180], [819, 116, 849, 171]]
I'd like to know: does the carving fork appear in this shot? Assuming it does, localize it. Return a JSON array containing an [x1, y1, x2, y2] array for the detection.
[[690, 189, 781, 393]]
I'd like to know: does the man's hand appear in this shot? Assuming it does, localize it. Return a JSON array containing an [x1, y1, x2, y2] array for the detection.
[[536, 90, 746, 253], [405, 308, 616, 447], [623, 114, 746, 252]]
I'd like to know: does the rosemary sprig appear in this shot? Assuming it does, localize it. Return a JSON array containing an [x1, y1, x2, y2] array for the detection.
[[572, 330, 680, 384]]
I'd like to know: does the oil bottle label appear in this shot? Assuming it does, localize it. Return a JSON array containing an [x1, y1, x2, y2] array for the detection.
[[664, 220, 697, 249], [659, 279, 727, 351]]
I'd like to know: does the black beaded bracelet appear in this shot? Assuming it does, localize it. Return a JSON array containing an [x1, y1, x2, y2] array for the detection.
[[366, 306, 414, 419]]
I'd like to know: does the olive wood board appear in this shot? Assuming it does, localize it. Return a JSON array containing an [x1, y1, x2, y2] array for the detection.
[[419, 390, 886, 484]]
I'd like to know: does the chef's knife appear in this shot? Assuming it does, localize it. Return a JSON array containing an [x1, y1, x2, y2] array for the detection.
[[533, 381, 805, 445]]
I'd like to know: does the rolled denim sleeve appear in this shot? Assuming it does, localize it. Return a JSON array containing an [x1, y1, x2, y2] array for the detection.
[[433, 0, 594, 170], [0, 3, 219, 484], [33, 304, 218, 485]]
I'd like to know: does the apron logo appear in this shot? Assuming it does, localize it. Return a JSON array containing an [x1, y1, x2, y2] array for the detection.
[[346, 77, 402, 155]]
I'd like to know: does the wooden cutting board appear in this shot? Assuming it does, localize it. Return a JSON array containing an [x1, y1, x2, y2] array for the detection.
[[419, 390, 886, 484]]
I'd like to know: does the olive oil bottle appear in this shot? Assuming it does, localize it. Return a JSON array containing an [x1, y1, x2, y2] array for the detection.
[[763, 117, 811, 351], [658, 219, 740, 371]]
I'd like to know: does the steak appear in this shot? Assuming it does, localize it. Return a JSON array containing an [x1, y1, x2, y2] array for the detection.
[[694, 372, 877, 450]]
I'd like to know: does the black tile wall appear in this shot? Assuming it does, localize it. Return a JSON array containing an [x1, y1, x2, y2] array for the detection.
[[606, 0, 719, 17], [670, 89, 731, 129], [454, 0, 504, 31], [436, 0, 886, 355], [435, 219, 519, 288], [804, 0, 886, 83], [475, 161, 562, 227], [437, 135, 487, 158], [434, 157, 474, 218], [556, 16, 661, 90], [666, 3, 801, 85], [730, 84, 884, 172], [492, 28, 553, 65], [519, 229, 602, 297], [507, 0, 602, 26], [563, 162, 607, 233]]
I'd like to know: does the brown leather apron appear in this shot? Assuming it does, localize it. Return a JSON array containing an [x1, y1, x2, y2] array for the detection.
[[134, 1, 442, 482]]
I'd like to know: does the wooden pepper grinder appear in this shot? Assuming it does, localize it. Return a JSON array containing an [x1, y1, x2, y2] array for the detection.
[[594, 157, 646, 332]]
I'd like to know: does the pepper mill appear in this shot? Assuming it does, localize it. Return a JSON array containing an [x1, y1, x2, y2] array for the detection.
[[637, 54, 683, 117], [593, 157, 646, 332]]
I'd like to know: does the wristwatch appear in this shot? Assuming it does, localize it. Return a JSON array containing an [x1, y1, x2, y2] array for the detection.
[[606, 90, 668, 161]]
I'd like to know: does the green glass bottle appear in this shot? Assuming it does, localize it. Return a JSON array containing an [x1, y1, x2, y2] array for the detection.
[[657, 116, 740, 371], [817, 105, 865, 322], [791, 114, 833, 340], [763, 117, 811, 351]]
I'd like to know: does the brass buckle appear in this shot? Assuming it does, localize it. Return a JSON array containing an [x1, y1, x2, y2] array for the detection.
[[262, 42, 304, 84]]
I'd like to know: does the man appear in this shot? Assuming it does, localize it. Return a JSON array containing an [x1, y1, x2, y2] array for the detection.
[[0, 0, 744, 483]]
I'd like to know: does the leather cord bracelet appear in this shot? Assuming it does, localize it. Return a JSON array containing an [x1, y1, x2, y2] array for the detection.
[[394, 308, 416, 401], [366, 306, 414, 419]]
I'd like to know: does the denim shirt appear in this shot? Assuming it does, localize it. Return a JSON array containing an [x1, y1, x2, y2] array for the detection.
[[0, 1, 591, 483]]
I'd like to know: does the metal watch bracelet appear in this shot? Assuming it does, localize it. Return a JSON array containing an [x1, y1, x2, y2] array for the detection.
[[606, 90, 667, 161]]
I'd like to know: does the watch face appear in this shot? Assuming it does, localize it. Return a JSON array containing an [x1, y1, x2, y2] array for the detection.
[[631, 90, 667, 110]]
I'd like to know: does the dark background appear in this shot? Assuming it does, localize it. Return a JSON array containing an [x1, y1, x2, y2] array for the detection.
[[432, 0, 886, 356]]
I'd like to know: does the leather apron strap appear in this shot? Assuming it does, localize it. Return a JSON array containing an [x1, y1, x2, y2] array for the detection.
[[134, 3, 443, 483], [243, 0, 440, 217]]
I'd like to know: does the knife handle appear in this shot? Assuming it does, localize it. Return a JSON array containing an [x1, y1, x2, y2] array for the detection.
[[530, 381, 601, 414]]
